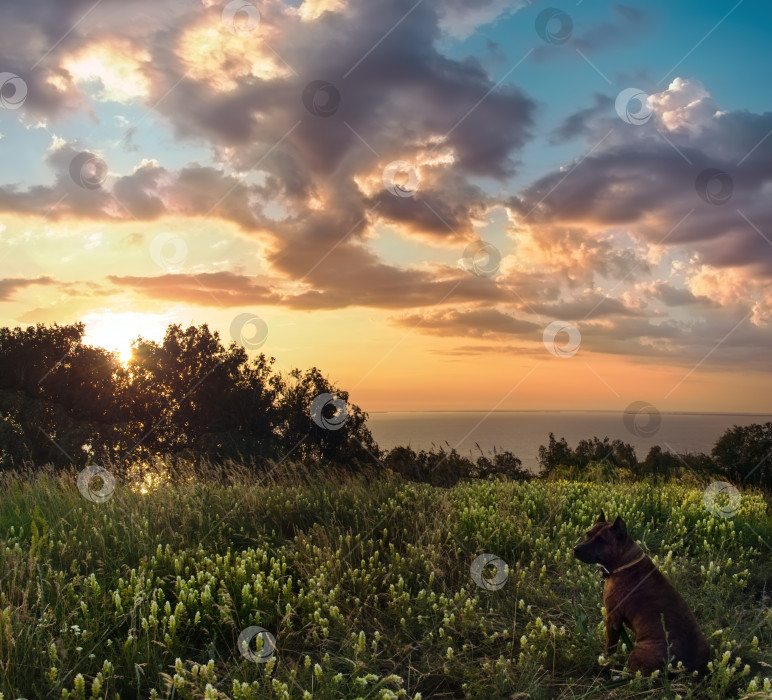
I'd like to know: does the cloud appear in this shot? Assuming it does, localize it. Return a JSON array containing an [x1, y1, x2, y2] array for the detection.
[[390, 307, 540, 337], [648, 77, 720, 135], [62, 39, 151, 103], [515, 78, 772, 281], [295, 0, 347, 21], [108, 272, 281, 307], [550, 93, 613, 144], [501, 76, 772, 363], [530, 292, 649, 320], [533, 4, 652, 62], [108, 263, 514, 311], [437, 0, 527, 39], [0, 276, 56, 301], [685, 265, 767, 311], [435, 343, 531, 356], [643, 280, 715, 307], [0, 0, 539, 318], [511, 225, 650, 288], [367, 167, 493, 242], [0, 0, 196, 119], [0, 146, 267, 229], [2, 0, 771, 372]]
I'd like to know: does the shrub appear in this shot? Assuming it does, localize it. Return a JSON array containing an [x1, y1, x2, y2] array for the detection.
[[712, 422, 772, 488]]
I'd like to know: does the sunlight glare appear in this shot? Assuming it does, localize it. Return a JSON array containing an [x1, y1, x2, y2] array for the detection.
[[82, 311, 168, 365]]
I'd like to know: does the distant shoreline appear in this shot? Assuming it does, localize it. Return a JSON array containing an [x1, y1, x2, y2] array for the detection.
[[366, 411, 772, 467]]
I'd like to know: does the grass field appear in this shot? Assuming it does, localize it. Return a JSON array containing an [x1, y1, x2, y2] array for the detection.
[[0, 466, 770, 699]]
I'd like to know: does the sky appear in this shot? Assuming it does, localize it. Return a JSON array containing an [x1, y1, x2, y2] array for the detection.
[[1, 0, 771, 414]]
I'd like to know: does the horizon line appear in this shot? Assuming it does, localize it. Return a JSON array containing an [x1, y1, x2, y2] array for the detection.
[[367, 409, 772, 416]]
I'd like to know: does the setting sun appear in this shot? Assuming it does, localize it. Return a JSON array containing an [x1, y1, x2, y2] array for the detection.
[[82, 311, 168, 364]]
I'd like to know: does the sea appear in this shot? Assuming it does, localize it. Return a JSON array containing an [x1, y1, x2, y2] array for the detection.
[[365, 411, 772, 472]]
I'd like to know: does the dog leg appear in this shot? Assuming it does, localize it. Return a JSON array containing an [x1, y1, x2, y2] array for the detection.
[[627, 642, 666, 674], [605, 611, 622, 655]]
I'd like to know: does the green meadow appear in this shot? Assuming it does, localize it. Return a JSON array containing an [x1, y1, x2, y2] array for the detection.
[[1, 467, 770, 699]]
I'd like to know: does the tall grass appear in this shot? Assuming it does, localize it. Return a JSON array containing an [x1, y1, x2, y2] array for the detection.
[[0, 462, 769, 699]]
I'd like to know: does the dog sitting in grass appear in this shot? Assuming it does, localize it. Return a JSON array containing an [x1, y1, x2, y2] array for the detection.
[[573, 511, 710, 673]]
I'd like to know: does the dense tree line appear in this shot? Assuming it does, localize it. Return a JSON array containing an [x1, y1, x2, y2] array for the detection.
[[1, 322, 769, 489], [538, 428, 771, 488], [383, 444, 530, 487], [0, 322, 378, 472]]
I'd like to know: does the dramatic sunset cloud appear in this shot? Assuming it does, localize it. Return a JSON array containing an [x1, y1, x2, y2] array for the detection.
[[1, 0, 771, 412]]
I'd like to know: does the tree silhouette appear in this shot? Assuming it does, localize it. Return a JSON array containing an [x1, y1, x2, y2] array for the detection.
[[0, 323, 123, 467], [274, 366, 379, 466], [0, 322, 378, 474], [712, 423, 772, 487]]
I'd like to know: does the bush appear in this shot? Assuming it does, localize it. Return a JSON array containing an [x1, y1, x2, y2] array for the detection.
[[472, 447, 531, 480], [383, 444, 472, 486], [712, 422, 772, 488], [641, 445, 718, 479], [538, 432, 573, 475], [383, 444, 530, 486], [538, 433, 638, 477]]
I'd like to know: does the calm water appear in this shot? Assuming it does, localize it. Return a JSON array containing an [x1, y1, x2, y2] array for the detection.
[[366, 411, 772, 472]]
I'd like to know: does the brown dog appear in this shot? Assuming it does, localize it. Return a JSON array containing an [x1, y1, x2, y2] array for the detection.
[[573, 511, 710, 673]]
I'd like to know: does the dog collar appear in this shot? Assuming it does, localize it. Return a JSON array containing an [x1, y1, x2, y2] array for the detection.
[[597, 551, 647, 578]]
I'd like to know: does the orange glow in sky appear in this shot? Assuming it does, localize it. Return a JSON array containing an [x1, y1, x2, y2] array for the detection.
[[1, 0, 771, 415]]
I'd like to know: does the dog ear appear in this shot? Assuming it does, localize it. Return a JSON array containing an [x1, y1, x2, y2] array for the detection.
[[612, 516, 627, 535], [596, 510, 606, 522]]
